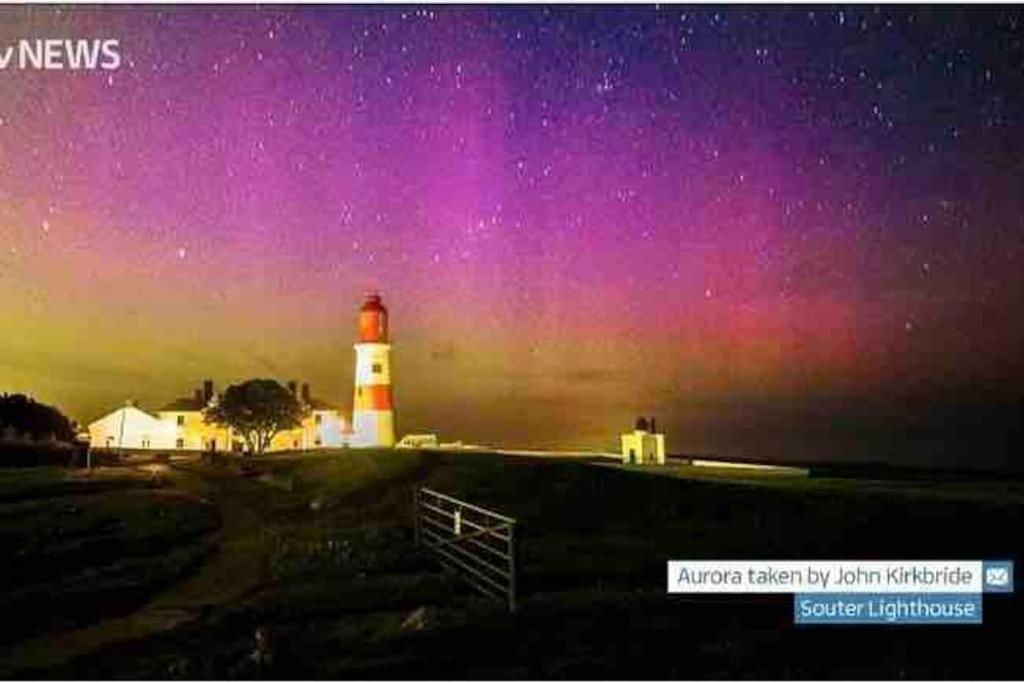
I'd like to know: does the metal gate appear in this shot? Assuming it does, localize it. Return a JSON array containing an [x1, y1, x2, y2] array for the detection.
[[413, 487, 518, 612]]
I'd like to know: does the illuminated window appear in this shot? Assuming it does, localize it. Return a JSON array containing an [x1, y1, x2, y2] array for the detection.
[[176, 438, 184, 449], [176, 415, 185, 426], [372, 363, 382, 373]]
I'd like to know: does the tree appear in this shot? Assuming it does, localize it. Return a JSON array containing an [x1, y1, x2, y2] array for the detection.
[[203, 379, 306, 456], [0, 393, 76, 442]]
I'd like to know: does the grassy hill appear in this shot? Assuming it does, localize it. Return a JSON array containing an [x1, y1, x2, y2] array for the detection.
[[4, 450, 1023, 678], [0, 468, 219, 647]]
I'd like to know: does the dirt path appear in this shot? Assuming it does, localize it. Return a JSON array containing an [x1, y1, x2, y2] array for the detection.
[[0, 463, 266, 677]]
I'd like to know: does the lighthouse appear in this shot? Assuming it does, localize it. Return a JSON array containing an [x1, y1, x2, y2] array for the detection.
[[351, 292, 395, 448]]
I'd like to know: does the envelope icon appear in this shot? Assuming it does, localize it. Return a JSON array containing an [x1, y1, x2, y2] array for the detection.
[[986, 567, 1009, 587]]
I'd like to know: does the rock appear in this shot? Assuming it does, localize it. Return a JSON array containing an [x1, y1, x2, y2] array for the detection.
[[250, 626, 276, 667], [165, 656, 191, 678], [401, 606, 429, 632]]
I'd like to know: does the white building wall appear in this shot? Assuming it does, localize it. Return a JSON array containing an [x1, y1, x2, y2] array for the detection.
[[621, 430, 666, 465], [653, 434, 666, 465], [621, 433, 637, 464], [88, 406, 175, 450], [314, 410, 346, 447], [158, 411, 203, 450], [352, 411, 394, 448], [353, 343, 391, 385]]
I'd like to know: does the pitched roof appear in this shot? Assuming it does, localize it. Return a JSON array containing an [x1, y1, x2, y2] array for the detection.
[[87, 403, 160, 427], [159, 397, 207, 412]]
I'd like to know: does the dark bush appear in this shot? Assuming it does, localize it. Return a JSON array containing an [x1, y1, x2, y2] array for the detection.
[[90, 450, 124, 467], [0, 394, 76, 443], [0, 442, 78, 468], [201, 451, 226, 466]]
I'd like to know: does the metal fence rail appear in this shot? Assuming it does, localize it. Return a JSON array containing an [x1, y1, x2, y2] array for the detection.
[[413, 487, 518, 612]]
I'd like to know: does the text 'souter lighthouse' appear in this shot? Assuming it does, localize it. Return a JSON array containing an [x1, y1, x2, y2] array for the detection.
[[352, 292, 395, 447]]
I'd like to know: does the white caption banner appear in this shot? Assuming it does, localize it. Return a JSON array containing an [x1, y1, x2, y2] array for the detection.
[[667, 561, 983, 594]]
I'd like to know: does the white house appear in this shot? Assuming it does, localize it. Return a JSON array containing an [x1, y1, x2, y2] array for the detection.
[[87, 380, 350, 452], [621, 416, 666, 465]]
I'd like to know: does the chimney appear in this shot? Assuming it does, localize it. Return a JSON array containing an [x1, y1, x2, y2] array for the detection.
[[650, 417, 657, 433], [301, 383, 310, 404], [288, 381, 297, 397], [203, 379, 213, 403]]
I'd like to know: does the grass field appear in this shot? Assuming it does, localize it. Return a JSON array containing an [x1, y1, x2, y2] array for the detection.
[[0, 467, 220, 646], [2, 451, 1022, 679]]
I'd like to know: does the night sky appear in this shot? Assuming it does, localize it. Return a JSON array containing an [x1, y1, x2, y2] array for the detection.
[[1, 5, 1022, 468]]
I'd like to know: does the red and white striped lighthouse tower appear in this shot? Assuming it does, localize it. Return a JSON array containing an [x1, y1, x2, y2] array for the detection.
[[351, 292, 395, 447]]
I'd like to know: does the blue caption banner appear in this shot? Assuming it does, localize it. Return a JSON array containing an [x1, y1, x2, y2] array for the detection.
[[794, 593, 983, 624]]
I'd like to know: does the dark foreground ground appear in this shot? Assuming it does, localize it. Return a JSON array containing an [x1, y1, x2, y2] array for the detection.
[[1, 450, 1022, 679]]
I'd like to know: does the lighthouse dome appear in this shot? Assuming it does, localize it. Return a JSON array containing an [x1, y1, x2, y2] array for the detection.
[[361, 292, 387, 313]]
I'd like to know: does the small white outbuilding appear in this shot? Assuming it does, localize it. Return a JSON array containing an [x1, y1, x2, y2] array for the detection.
[[621, 416, 666, 465]]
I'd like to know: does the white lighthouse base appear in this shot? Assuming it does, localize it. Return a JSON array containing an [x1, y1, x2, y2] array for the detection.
[[352, 410, 395, 448]]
